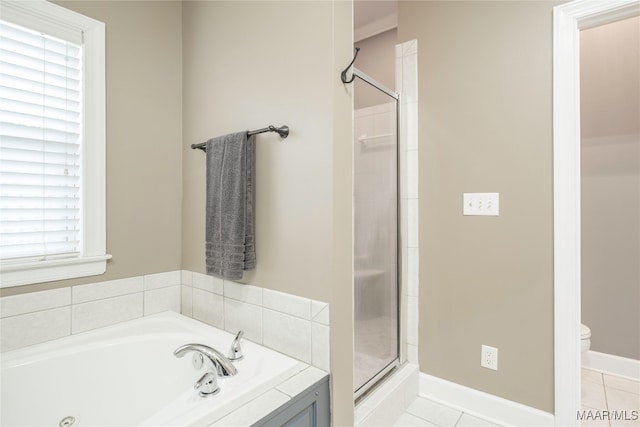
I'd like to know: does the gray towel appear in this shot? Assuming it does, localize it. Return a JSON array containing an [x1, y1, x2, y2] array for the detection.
[[205, 131, 255, 280]]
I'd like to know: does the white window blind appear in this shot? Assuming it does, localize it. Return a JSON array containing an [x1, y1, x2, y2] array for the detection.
[[0, 20, 83, 262]]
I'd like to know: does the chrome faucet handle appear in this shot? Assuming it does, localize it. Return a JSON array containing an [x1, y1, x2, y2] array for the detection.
[[228, 330, 244, 361], [194, 371, 219, 397]]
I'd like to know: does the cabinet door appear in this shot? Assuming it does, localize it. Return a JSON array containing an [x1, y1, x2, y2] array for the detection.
[[282, 402, 316, 427], [256, 379, 329, 427]]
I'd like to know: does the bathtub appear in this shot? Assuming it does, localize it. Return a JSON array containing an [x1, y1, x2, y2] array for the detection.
[[1, 312, 305, 426]]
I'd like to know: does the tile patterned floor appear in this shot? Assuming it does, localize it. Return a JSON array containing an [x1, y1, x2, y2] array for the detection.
[[392, 397, 501, 427], [581, 368, 640, 427], [391, 369, 640, 427]]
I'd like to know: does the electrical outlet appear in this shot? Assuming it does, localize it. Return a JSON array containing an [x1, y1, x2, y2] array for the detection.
[[481, 345, 498, 370]]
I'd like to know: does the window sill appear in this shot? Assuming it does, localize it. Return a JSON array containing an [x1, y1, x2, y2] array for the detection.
[[0, 255, 112, 288]]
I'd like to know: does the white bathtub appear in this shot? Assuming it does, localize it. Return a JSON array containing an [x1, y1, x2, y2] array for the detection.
[[1, 312, 305, 426]]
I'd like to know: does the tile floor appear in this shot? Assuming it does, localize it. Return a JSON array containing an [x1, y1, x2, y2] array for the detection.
[[390, 369, 640, 427], [581, 368, 640, 427], [392, 396, 501, 427]]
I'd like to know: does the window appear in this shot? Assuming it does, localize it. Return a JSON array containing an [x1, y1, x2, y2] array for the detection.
[[0, 0, 108, 287]]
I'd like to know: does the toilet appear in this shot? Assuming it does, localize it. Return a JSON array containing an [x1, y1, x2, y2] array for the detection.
[[581, 323, 591, 353]]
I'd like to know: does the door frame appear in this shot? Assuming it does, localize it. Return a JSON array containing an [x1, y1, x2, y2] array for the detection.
[[552, 1, 640, 425]]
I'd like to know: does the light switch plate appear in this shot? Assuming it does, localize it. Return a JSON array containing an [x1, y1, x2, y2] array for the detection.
[[463, 193, 499, 216]]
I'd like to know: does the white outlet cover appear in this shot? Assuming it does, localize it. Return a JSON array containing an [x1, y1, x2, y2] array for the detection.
[[481, 344, 498, 370]]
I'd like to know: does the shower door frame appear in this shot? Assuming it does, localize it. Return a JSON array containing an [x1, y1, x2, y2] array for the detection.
[[352, 67, 402, 401]]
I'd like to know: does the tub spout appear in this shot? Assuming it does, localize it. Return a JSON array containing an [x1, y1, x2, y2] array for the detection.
[[174, 343, 238, 377]]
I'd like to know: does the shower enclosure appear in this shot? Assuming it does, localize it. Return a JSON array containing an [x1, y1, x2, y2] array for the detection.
[[352, 68, 400, 399]]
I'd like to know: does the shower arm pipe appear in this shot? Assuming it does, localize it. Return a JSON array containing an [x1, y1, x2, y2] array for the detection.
[[190, 125, 290, 152]]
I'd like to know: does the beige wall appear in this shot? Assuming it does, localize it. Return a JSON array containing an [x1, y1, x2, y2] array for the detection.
[[398, 1, 558, 413], [181, 1, 354, 424], [581, 17, 640, 360], [581, 17, 640, 140], [1, 1, 184, 298], [354, 28, 397, 109]]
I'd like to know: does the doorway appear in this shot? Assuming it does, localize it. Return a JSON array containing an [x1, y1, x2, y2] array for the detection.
[[553, 1, 640, 425]]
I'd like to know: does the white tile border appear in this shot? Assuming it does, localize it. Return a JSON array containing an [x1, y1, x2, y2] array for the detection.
[[179, 273, 331, 372], [72, 276, 142, 304], [263, 288, 311, 320], [263, 308, 312, 364], [71, 292, 143, 334], [0, 287, 70, 318], [143, 270, 181, 291], [311, 322, 330, 372], [144, 285, 181, 316], [0, 271, 179, 351], [311, 300, 330, 325], [1, 269, 331, 374], [224, 280, 262, 305], [191, 287, 224, 329], [398, 38, 419, 368], [224, 297, 263, 343]]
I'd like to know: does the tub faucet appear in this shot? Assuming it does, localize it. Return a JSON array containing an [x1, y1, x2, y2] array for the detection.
[[174, 344, 238, 377]]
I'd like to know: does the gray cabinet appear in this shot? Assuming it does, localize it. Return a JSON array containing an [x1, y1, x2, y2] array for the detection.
[[253, 375, 330, 427]]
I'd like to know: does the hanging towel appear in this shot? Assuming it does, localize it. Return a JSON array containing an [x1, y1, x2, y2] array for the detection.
[[205, 131, 256, 280]]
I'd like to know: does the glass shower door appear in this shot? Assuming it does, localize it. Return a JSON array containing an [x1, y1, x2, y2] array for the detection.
[[353, 69, 399, 398]]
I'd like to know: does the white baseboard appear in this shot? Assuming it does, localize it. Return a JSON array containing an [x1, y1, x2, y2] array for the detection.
[[419, 373, 554, 427], [583, 350, 640, 381]]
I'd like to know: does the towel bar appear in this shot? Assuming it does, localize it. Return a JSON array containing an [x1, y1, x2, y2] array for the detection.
[[191, 125, 289, 152]]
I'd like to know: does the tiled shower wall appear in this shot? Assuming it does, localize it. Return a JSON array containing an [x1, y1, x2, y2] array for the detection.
[[397, 39, 419, 365], [0, 270, 330, 372]]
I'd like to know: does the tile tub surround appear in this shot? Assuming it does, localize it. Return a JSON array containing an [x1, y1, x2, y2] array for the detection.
[[181, 271, 331, 372], [0, 272, 181, 352], [0, 270, 331, 374]]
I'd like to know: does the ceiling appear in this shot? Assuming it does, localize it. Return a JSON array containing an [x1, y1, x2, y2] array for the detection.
[[354, 0, 397, 39]]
